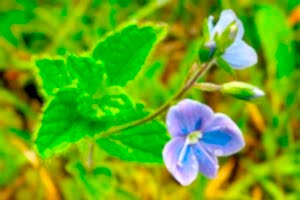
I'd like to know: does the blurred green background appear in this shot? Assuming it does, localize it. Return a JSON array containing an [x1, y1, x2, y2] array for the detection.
[[0, 0, 300, 199]]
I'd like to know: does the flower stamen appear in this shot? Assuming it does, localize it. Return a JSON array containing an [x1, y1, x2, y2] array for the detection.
[[187, 131, 202, 144], [177, 131, 202, 167]]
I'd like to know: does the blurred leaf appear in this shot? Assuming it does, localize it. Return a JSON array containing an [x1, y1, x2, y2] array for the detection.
[[0, 9, 33, 46], [0, 132, 26, 186], [93, 166, 113, 176], [22, 32, 50, 53], [66, 161, 115, 200], [17, 0, 38, 10], [9, 128, 31, 142], [262, 129, 277, 159], [287, 0, 300, 11], [97, 120, 168, 163], [255, 5, 295, 78], [0, 88, 33, 117], [260, 179, 285, 200], [93, 24, 166, 86], [109, 0, 132, 7], [126, 59, 168, 109], [61, 178, 82, 200]]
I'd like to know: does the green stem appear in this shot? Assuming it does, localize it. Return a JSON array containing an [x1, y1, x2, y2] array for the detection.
[[96, 59, 215, 139], [194, 82, 221, 92]]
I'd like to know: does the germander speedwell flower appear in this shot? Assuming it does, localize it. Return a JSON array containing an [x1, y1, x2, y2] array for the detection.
[[163, 99, 245, 186], [206, 9, 257, 69]]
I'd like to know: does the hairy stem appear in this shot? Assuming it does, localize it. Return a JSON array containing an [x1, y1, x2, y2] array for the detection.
[[96, 59, 215, 139]]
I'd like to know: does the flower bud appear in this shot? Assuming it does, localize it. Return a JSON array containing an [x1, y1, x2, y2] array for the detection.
[[216, 21, 238, 52], [221, 81, 265, 100], [229, 23, 238, 40], [198, 41, 216, 62]]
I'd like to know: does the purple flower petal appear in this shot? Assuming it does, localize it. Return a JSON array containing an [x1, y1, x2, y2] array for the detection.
[[211, 9, 244, 41], [166, 99, 214, 137], [192, 143, 219, 178], [222, 40, 257, 69], [163, 137, 198, 186], [201, 113, 245, 156]]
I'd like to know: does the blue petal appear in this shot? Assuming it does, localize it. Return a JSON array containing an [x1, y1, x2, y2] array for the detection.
[[166, 99, 214, 137], [201, 113, 245, 156], [192, 143, 219, 178], [211, 9, 244, 40], [222, 40, 257, 69], [163, 138, 198, 186]]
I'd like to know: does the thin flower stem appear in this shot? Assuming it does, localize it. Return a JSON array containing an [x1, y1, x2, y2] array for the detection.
[[96, 59, 215, 139], [194, 82, 222, 92]]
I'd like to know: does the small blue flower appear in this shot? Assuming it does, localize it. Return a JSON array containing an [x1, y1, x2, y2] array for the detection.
[[163, 99, 245, 186], [207, 9, 257, 69]]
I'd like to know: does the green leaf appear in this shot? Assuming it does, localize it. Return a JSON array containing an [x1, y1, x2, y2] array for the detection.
[[96, 120, 169, 163], [36, 59, 73, 96], [255, 5, 295, 79], [35, 88, 147, 157], [67, 55, 105, 94], [35, 89, 100, 157], [94, 93, 146, 127], [77, 90, 147, 128], [36, 55, 105, 96], [93, 24, 166, 86]]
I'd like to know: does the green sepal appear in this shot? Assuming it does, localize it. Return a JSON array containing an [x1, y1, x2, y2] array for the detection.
[[216, 56, 236, 75], [215, 21, 237, 54]]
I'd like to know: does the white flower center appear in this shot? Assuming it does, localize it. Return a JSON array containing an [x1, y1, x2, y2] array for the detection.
[[177, 131, 203, 168], [187, 131, 202, 144]]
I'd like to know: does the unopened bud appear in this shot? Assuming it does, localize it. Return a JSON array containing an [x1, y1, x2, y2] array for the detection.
[[229, 23, 238, 40], [216, 21, 239, 52], [198, 41, 216, 62], [221, 81, 265, 100]]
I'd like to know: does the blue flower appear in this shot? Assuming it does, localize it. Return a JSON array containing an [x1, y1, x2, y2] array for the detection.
[[207, 9, 257, 69], [163, 99, 245, 186]]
